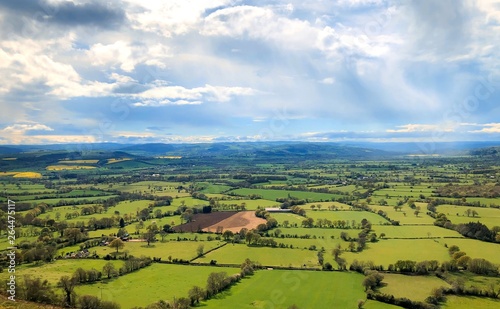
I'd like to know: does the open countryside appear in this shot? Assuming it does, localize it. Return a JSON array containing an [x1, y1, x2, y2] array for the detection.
[[0, 142, 499, 309]]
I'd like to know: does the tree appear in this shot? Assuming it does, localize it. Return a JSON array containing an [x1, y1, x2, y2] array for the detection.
[[143, 230, 156, 246], [332, 244, 342, 260], [159, 230, 167, 242], [64, 228, 87, 244], [21, 275, 56, 304], [197, 244, 204, 257], [119, 217, 125, 228], [222, 230, 234, 241], [102, 262, 117, 279], [357, 299, 366, 309], [206, 272, 228, 296], [79, 295, 100, 309], [188, 286, 205, 305], [59, 275, 78, 308], [301, 217, 314, 228], [117, 228, 127, 238], [317, 250, 324, 265], [109, 238, 124, 253]]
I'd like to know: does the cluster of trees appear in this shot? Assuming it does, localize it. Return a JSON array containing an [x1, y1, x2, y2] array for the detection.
[[433, 213, 500, 243], [362, 270, 384, 292], [435, 183, 500, 198], [0, 274, 120, 309], [367, 291, 438, 309]]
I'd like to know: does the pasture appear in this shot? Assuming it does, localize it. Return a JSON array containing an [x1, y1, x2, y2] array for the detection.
[[443, 296, 500, 309], [202, 270, 398, 309], [305, 210, 390, 226], [380, 273, 449, 301], [340, 239, 450, 267], [373, 225, 463, 239], [230, 188, 340, 202], [199, 244, 319, 268], [92, 239, 225, 261], [442, 238, 500, 264], [76, 264, 239, 308], [435, 204, 500, 229], [0, 259, 123, 285]]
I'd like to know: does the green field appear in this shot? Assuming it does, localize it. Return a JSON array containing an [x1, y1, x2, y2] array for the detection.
[[76, 264, 240, 308], [442, 238, 500, 264], [373, 225, 463, 239], [218, 199, 280, 210], [380, 273, 450, 301], [443, 296, 500, 309], [202, 270, 398, 309], [0, 260, 123, 285], [199, 244, 319, 268], [435, 205, 500, 229], [92, 239, 225, 261], [340, 239, 450, 267], [305, 210, 390, 226], [369, 204, 436, 225], [230, 188, 341, 202]]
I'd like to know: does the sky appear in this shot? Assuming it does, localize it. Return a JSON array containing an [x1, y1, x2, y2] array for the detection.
[[0, 0, 499, 145]]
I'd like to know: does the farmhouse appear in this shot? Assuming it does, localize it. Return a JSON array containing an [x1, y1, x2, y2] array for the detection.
[[265, 207, 291, 212]]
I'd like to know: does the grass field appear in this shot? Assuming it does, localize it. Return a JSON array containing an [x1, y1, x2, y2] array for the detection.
[[444, 272, 500, 290], [305, 210, 390, 226], [380, 274, 450, 301], [202, 270, 399, 309], [20, 195, 119, 206], [199, 244, 319, 268], [340, 239, 450, 267], [443, 296, 500, 309], [230, 188, 341, 202], [0, 259, 123, 285], [369, 205, 436, 225], [92, 239, 225, 261], [58, 160, 99, 164], [76, 264, 239, 308], [46, 165, 96, 170], [271, 213, 306, 226], [435, 205, 500, 229], [441, 238, 500, 264], [218, 199, 280, 210], [373, 225, 463, 239]]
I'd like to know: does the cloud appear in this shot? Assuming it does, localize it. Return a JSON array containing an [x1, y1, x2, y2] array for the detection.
[[131, 84, 257, 106], [386, 124, 454, 133], [470, 123, 500, 133], [0, 0, 126, 28], [87, 41, 171, 72], [319, 77, 335, 84], [1, 123, 53, 133], [126, 0, 232, 37], [0, 1, 499, 144]]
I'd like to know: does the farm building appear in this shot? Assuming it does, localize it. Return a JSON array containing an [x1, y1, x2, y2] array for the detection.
[[265, 208, 291, 212]]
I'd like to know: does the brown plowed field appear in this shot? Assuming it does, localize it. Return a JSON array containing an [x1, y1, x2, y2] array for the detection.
[[204, 211, 266, 233], [172, 211, 266, 233]]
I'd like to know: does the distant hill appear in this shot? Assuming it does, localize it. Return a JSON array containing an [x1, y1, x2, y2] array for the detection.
[[0, 146, 22, 155], [470, 146, 500, 156], [115, 142, 395, 159], [120, 143, 175, 154]]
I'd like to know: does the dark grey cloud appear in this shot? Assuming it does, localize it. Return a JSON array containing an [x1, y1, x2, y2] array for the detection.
[[0, 0, 126, 28]]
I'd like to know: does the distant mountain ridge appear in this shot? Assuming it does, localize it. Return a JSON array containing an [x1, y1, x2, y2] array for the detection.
[[1, 141, 500, 159]]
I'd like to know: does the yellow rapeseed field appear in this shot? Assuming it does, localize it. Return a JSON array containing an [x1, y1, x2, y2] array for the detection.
[[12, 172, 43, 178]]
